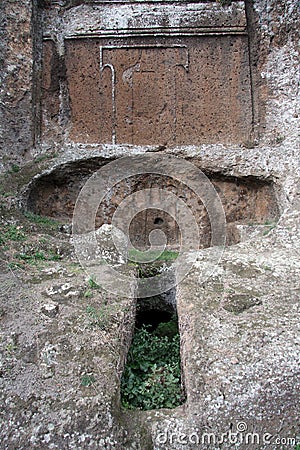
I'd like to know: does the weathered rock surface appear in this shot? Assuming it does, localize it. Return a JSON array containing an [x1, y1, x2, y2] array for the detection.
[[0, 204, 299, 449], [0, 0, 299, 448]]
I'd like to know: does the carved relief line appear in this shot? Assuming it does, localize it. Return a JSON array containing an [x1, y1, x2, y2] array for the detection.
[[99, 45, 189, 145], [100, 47, 116, 144]]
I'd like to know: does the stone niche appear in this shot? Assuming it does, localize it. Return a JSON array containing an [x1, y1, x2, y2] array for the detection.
[[25, 157, 279, 248], [41, 0, 253, 146]]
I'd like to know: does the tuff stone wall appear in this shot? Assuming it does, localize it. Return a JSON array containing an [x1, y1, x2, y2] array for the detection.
[[0, 0, 38, 167], [62, 36, 252, 145], [0, 0, 298, 166], [0, 2, 299, 449], [25, 160, 279, 248], [247, 0, 299, 144], [40, 1, 253, 146]]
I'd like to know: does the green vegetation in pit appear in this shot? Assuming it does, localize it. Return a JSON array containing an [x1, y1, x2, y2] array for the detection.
[[121, 316, 185, 411], [128, 249, 178, 264]]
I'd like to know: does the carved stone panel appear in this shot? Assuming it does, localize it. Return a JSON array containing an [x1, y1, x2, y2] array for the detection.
[[62, 36, 252, 145], [41, 1, 253, 145]]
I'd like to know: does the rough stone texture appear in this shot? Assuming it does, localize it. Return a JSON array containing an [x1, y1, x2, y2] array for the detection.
[[0, 260, 135, 449], [62, 36, 252, 145], [41, 40, 61, 141], [0, 0, 298, 162], [0, 0, 299, 448], [0, 189, 299, 449], [24, 157, 279, 248], [0, 0, 36, 167], [40, 1, 252, 146], [161, 213, 300, 449], [42, 1, 246, 38], [248, 0, 300, 144]]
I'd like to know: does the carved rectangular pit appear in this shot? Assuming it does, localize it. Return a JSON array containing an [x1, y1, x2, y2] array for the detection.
[[121, 268, 186, 411]]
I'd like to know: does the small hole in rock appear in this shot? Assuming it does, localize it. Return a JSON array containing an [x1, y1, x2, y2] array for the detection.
[[154, 217, 164, 225]]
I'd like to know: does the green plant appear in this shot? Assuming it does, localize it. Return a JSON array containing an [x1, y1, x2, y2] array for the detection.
[[154, 317, 179, 338], [275, 135, 285, 144], [136, 264, 160, 279], [85, 304, 112, 330], [0, 190, 14, 198], [81, 374, 96, 387], [7, 261, 24, 270], [34, 153, 58, 163], [88, 277, 101, 290], [121, 324, 185, 410], [9, 164, 20, 173], [14, 249, 61, 265], [295, 444, 300, 450], [159, 250, 179, 261], [15, 251, 46, 262], [84, 289, 93, 299], [128, 249, 178, 263], [6, 342, 17, 353], [247, 220, 277, 234], [68, 262, 82, 274], [0, 225, 26, 246], [24, 211, 59, 227], [217, 0, 232, 6], [263, 224, 277, 236], [48, 251, 62, 261]]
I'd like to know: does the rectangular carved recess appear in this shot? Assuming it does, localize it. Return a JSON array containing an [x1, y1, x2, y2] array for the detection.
[[41, 1, 253, 145]]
